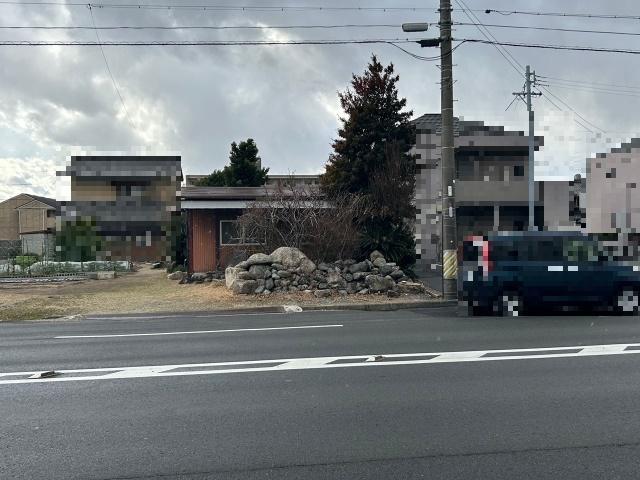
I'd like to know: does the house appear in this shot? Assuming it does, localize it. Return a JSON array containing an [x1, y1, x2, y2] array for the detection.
[[181, 178, 320, 273], [58, 155, 182, 262], [0, 193, 58, 257], [585, 139, 640, 234], [540, 175, 586, 232], [411, 113, 545, 278]]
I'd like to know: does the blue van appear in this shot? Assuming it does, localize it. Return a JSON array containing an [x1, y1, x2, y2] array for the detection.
[[460, 231, 640, 316]]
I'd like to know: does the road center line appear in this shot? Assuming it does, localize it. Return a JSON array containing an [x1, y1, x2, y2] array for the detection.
[[4, 342, 640, 385], [54, 324, 343, 339]]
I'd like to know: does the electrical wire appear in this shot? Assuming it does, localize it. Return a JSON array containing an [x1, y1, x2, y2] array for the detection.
[[539, 75, 640, 92], [478, 8, 640, 21], [0, 2, 435, 12], [540, 87, 605, 133], [454, 22, 640, 37], [452, 1, 605, 135], [459, 38, 640, 55], [0, 23, 424, 31], [453, 0, 524, 78], [0, 38, 422, 46], [88, 5, 135, 131], [542, 83, 640, 99]]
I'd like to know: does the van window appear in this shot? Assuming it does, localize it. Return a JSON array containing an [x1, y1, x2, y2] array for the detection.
[[563, 239, 599, 263]]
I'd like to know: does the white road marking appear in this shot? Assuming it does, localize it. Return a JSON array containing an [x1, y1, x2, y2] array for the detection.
[[4, 342, 640, 385], [54, 324, 343, 339]]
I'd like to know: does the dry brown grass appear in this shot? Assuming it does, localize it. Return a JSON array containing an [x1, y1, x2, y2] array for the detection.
[[0, 265, 431, 321]]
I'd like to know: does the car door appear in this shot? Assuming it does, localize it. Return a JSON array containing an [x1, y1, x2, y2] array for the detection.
[[528, 237, 570, 305]]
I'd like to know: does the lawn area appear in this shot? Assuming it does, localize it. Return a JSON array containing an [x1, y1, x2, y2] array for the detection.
[[0, 265, 433, 321]]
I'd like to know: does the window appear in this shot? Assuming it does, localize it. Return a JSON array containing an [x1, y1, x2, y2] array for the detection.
[[513, 165, 525, 177], [563, 239, 600, 263], [113, 182, 146, 199], [220, 220, 259, 245]]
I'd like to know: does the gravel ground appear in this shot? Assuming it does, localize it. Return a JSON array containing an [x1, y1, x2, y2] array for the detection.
[[0, 265, 434, 321]]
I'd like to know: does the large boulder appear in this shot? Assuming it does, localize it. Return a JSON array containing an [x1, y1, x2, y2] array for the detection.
[[348, 261, 369, 274], [232, 279, 258, 294], [397, 281, 425, 294], [167, 271, 185, 281], [298, 258, 316, 275], [370, 250, 385, 262], [365, 274, 395, 293], [373, 257, 386, 269], [270, 247, 308, 269], [248, 264, 270, 279], [225, 266, 242, 288], [379, 263, 395, 276], [327, 271, 346, 288], [245, 253, 273, 266], [237, 270, 254, 280]]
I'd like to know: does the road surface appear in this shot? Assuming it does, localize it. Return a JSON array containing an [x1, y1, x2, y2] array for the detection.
[[3, 306, 640, 479]]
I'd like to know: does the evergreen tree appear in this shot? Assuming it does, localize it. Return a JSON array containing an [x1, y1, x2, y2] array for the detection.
[[321, 55, 417, 270], [321, 55, 415, 195], [197, 138, 269, 187]]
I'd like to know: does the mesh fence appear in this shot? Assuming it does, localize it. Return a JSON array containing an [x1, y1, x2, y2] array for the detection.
[[0, 237, 129, 278]]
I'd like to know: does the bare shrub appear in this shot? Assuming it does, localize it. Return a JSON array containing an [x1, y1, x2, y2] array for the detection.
[[237, 180, 369, 262]]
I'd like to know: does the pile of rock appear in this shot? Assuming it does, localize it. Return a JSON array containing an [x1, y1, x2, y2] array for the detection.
[[167, 270, 225, 284], [224, 247, 424, 297]]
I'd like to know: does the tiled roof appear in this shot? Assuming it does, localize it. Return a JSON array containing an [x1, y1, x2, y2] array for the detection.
[[411, 113, 461, 135]]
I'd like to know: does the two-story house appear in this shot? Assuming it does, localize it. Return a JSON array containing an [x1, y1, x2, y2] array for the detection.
[[58, 155, 182, 262], [411, 113, 545, 281], [0, 193, 59, 256]]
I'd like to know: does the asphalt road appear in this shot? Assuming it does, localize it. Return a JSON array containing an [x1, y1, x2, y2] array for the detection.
[[3, 306, 640, 479]]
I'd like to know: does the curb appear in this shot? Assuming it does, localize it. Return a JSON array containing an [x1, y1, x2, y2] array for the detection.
[[300, 300, 456, 312], [44, 300, 456, 321]]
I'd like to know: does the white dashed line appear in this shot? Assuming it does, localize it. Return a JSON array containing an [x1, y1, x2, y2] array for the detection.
[[3, 342, 640, 385], [55, 324, 344, 339]]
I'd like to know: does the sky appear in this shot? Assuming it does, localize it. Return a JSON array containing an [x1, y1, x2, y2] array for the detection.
[[0, 0, 639, 201]]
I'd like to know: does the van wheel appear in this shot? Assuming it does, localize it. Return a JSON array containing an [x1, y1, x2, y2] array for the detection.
[[615, 288, 640, 315], [496, 292, 522, 317]]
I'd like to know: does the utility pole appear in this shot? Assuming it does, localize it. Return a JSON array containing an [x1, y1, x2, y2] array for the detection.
[[513, 65, 541, 231], [402, 0, 457, 300], [439, 0, 457, 300]]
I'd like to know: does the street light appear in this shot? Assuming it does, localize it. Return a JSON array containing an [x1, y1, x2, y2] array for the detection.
[[401, 23, 429, 33]]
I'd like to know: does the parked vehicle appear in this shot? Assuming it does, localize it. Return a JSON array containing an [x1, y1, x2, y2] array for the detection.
[[460, 231, 640, 316]]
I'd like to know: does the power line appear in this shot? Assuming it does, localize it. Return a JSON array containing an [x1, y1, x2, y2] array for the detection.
[[454, 22, 640, 37], [539, 75, 640, 92], [88, 5, 136, 131], [451, 4, 606, 136], [0, 38, 421, 46], [0, 2, 435, 12], [540, 87, 605, 133], [453, 0, 524, 78], [541, 83, 640, 99], [459, 38, 640, 55], [0, 23, 424, 31], [478, 8, 640, 21]]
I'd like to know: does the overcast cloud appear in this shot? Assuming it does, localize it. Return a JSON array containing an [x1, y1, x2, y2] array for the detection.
[[0, 0, 638, 201]]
